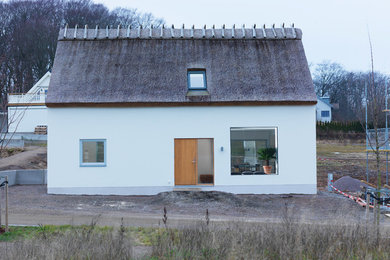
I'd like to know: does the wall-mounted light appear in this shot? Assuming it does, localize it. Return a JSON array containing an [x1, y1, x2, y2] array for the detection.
[[220, 146, 224, 151]]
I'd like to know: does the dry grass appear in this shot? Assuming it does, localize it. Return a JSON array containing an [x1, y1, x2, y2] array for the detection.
[[1, 220, 134, 260], [152, 218, 390, 259], [1, 212, 390, 259]]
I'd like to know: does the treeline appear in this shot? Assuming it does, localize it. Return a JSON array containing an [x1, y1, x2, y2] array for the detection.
[[312, 62, 389, 123], [0, 0, 164, 102]]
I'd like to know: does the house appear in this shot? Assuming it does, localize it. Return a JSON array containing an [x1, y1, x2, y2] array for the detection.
[[46, 25, 317, 195], [7, 72, 50, 133], [316, 97, 332, 122]]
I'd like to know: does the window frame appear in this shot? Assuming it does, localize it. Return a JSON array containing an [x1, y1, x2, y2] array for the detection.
[[79, 139, 107, 167], [321, 110, 330, 117], [187, 70, 207, 90], [230, 127, 279, 176]]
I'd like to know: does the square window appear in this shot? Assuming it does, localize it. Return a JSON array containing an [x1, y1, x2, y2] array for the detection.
[[188, 70, 207, 90], [80, 139, 106, 167], [321, 111, 330, 117], [230, 127, 278, 175]]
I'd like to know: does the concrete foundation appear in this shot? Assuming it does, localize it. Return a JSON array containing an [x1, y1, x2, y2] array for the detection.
[[0, 169, 47, 186]]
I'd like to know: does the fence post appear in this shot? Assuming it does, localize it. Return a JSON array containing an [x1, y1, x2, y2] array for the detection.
[[5, 176, 8, 232], [373, 198, 377, 225], [366, 193, 370, 221], [328, 173, 333, 191]]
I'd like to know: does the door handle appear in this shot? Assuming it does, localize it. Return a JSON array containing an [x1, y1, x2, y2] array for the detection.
[[192, 160, 196, 163]]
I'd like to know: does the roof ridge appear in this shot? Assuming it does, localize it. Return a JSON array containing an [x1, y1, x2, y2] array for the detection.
[[59, 24, 302, 41]]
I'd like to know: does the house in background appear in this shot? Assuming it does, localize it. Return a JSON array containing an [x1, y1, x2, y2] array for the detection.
[[46, 26, 317, 195], [7, 72, 50, 133], [316, 97, 332, 122]]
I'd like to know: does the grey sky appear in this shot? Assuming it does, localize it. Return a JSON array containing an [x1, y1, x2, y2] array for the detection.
[[96, 0, 389, 73]]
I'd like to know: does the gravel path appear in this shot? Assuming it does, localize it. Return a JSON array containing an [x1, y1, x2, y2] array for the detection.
[[0, 185, 384, 227]]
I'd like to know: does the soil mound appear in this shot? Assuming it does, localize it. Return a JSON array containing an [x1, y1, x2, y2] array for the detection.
[[333, 176, 368, 192], [150, 191, 260, 207]]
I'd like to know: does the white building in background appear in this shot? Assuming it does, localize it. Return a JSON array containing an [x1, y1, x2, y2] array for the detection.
[[7, 72, 50, 133], [316, 97, 332, 122], [46, 26, 317, 195]]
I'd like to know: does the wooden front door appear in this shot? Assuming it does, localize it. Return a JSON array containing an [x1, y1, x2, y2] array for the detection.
[[174, 139, 197, 185]]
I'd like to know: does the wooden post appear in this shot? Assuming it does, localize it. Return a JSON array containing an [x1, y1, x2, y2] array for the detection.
[[373, 198, 377, 225], [366, 193, 370, 220], [0, 180, 2, 227], [5, 176, 8, 232]]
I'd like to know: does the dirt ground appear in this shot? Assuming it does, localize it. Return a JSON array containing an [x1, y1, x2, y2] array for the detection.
[[316, 140, 388, 189], [0, 184, 386, 228], [0, 146, 46, 171]]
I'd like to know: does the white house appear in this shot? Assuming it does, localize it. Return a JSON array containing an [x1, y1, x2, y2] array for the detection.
[[316, 97, 332, 122], [7, 72, 50, 133], [46, 26, 317, 195]]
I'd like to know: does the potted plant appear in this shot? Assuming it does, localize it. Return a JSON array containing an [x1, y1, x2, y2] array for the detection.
[[257, 147, 276, 174]]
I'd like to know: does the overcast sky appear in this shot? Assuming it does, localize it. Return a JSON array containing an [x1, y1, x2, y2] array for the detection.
[[96, 0, 389, 74]]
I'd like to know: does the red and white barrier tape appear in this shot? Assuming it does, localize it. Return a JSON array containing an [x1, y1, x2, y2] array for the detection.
[[329, 182, 375, 209]]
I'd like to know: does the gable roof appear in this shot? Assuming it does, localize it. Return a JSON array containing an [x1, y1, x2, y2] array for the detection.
[[317, 97, 332, 108], [46, 26, 316, 107], [27, 71, 51, 94]]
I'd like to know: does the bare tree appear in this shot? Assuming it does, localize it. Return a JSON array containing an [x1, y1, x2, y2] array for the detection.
[[0, 0, 165, 97], [313, 61, 346, 98], [0, 0, 165, 153]]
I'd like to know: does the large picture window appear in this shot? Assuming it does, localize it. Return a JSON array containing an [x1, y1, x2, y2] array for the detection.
[[80, 139, 106, 167], [230, 128, 278, 175]]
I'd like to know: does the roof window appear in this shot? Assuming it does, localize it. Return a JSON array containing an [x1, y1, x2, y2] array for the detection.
[[188, 70, 207, 90]]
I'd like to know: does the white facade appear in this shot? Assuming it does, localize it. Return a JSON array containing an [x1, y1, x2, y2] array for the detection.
[[7, 106, 48, 133], [7, 72, 50, 133], [47, 105, 317, 195], [316, 98, 332, 122]]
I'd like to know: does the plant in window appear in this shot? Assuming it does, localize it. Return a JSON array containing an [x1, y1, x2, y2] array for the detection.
[[257, 147, 276, 174]]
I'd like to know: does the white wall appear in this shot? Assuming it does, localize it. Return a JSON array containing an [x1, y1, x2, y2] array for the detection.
[[316, 100, 332, 122], [47, 105, 317, 195], [8, 106, 47, 133]]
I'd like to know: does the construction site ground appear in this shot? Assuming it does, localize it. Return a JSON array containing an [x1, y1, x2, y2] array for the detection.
[[0, 140, 389, 227]]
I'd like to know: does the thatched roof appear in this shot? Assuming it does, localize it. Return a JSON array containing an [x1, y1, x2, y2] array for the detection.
[[47, 26, 316, 107]]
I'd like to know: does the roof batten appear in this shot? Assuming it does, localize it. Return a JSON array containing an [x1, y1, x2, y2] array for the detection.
[[171, 24, 174, 38], [94, 25, 98, 39], [64, 24, 68, 38], [73, 24, 78, 39], [160, 24, 164, 38], [126, 25, 130, 38], [83, 25, 88, 39], [262, 24, 267, 38], [272, 24, 277, 38], [281, 23, 286, 38], [58, 24, 301, 40], [292, 23, 296, 38]]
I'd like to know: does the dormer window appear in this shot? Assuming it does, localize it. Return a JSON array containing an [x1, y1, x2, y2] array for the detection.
[[188, 70, 207, 90]]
